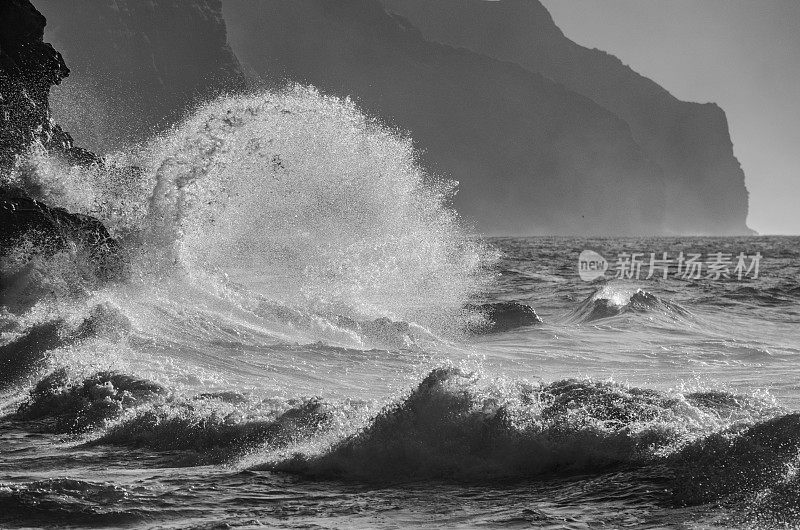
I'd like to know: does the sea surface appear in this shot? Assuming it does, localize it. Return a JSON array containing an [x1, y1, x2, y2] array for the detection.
[[2, 88, 800, 529]]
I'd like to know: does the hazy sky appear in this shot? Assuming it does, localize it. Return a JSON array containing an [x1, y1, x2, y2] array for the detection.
[[540, 0, 800, 235]]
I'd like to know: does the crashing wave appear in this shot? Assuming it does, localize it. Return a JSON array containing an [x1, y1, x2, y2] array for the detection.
[[7, 367, 359, 465], [256, 367, 779, 482], [8, 360, 800, 525], [91, 397, 337, 465], [0, 304, 130, 391], [1, 87, 497, 368], [11, 368, 166, 433]]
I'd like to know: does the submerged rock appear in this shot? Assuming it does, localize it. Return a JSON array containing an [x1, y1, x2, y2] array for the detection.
[[466, 301, 543, 333]]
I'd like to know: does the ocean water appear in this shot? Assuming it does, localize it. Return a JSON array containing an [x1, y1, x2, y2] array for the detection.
[[2, 88, 800, 529]]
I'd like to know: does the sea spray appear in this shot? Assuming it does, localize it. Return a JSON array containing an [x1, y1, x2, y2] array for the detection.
[[9, 86, 496, 337], [0, 86, 501, 394], [139, 86, 496, 328]]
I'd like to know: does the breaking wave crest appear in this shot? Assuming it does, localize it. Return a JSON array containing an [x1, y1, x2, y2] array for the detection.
[[6, 361, 798, 526], [129, 87, 493, 326], [258, 367, 782, 483], [8, 365, 787, 484], [566, 285, 691, 324]]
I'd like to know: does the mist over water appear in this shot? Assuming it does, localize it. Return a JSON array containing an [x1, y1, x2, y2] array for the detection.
[[2, 88, 800, 528]]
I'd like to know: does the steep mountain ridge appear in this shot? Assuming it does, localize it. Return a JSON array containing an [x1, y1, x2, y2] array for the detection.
[[223, 0, 667, 234], [381, 0, 752, 234], [29, 0, 751, 234]]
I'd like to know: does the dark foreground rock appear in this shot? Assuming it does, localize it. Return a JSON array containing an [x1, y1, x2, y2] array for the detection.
[[0, 193, 121, 278], [0, 0, 98, 173], [1, 0, 119, 303]]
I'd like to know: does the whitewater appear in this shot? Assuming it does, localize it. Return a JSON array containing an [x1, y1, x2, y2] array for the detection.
[[1, 87, 799, 529]]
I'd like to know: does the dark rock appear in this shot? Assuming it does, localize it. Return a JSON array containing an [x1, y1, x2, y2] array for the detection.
[[0, 0, 120, 308], [0, 0, 99, 174], [466, 301, 542, 333], [0, 193, 122, 281]]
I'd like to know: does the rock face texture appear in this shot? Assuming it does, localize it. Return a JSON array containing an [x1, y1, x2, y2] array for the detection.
[[0, 0, 120, 298], [224, 0, 667, 235], [381, 0, 752, 235], [0, 195, 120, 276], [36, 0, 246, 153], [0, 0, 95, 176]]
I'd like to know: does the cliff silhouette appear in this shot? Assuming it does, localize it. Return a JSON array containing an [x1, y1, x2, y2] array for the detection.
[[382, 0, 752, 235], [224, 0, 667, 235], [28, 0, 752, 235]]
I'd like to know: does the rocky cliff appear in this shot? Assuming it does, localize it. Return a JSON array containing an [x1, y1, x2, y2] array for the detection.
[[0, 0, 96, 177], [25, 0, 750, 235], [224, 0, 667, 235], [0, 0, 119, 301], [35, 0, 246, 153], [381, 0, 752, 235]]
